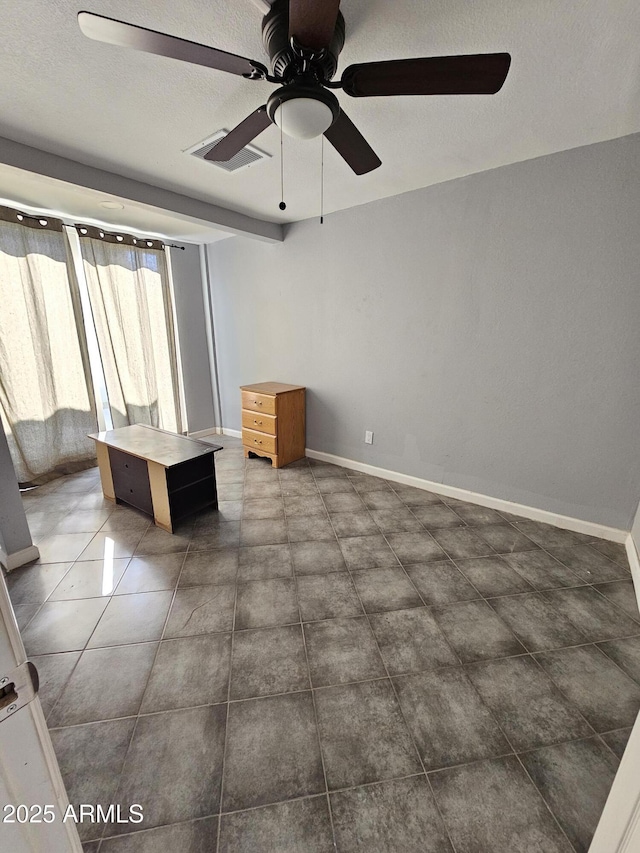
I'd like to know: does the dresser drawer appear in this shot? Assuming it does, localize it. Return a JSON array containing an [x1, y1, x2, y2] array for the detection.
[[242, 428, 277, 454], [108, 448, 153, 515], [241, 391, 276, 416], [108, 446, 148, 481], [242, 410, 277, 436]]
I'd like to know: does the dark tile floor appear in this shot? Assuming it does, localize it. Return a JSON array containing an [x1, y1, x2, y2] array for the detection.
[[5, 435, 640, 852]]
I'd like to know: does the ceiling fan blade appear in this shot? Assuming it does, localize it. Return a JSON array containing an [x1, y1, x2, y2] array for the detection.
[[288, 0, 341, 50], [341, 53, 511, 97], [324, 110, 381, 175], [78, 11, 260, 78], [205, 107, 272, 161]]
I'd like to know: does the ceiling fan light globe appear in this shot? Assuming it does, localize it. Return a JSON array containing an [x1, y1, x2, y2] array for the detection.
[[273, 97, 334, 139]]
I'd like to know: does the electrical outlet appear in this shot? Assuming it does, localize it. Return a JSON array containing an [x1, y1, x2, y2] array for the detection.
[[365, 430, 374, 445]]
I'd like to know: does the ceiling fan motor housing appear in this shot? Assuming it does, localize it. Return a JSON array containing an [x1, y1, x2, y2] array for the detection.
[[262, 0, 345, 82]]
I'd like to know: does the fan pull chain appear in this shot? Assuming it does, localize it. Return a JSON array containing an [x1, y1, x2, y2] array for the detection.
[[320, 135, 324, 225], [279, 104, 286, 211]]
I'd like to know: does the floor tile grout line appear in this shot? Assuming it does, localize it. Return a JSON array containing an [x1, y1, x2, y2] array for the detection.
[[582, 582, 640, 625], [347, 495, 487, 669], [42, 629, 640, 725], [13, 450, 638, 848], [15, 552, 610, 627], [314, 469, 462, 853], [481, 579, 640, 648], [101, 768, 440, 845], [384, 480, 636, 792], [42, 647, 85, 727], [17, 577, 640, 661], [536, 582, 640, 638], [294, 464, 340, 853], [593, 730, 635, 763], [45, 698, 624, 777], [537, 544, 631, 588], [404, 486, 630, 585], [95, 712, 626, 846], [23, 516, 151, 662], [512, 751, 580, 852], [352, 503, 639, 658], [214, 509, 241, 853], [595, 639, 640, 687], [529, 643, 640, 737], [333, 481, 441, 605], [596, 723, 635, 738], [355, 484, 519, 615], [446, 551, 538, 598], [480, 595, 588, 657], [233, 459, 640, 703], [454, 652, 584, 853], [496, 519, 629, 585], [94, 546, 190, 844], [385, 481, 505, 556], [428, 553, 496, 604], [486, 644, 606, 751], [345, 578, 459, 848], [350, 492, 472, 670]]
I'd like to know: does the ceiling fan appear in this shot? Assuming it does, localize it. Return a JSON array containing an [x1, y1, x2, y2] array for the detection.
[[78, 0, 511, 176]]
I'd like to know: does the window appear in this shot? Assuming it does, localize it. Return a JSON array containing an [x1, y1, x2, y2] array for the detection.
[[0, 208, 183, 483]]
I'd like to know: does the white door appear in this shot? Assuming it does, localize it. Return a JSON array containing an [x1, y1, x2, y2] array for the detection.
[[589, 710, 640, 851], [0, 573, 80, 852]]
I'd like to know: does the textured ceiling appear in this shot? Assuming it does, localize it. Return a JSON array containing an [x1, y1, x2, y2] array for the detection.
[[1, 0, 640, 228]]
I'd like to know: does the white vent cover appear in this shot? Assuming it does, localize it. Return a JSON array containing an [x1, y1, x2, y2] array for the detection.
[[184, 130, 271, 173]]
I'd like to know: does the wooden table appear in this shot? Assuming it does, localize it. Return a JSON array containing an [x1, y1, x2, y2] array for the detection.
[[88, 424, 222, 533]]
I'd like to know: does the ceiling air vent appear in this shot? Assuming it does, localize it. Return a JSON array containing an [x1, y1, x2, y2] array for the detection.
[[185, 130, 271, 173]]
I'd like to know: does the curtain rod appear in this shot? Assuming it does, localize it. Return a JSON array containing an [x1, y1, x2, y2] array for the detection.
[[74, 222, 186, 251], [1, 204, 187, 247]]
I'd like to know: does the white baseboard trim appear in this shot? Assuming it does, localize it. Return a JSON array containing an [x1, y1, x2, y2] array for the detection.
[[188, 427, 221, 438], [626, 534, 640, 613], [0, 544, 40, 572], [222, 428, 242, 438], [305, 447, 628, 544]]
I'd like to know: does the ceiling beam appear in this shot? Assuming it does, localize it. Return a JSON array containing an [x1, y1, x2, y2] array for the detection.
[[0, 136, 283, 243]]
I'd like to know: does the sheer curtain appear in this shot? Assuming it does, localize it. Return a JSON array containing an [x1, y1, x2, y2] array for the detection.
[[0, 215, 97, 484], [79, 236, 182, 433]]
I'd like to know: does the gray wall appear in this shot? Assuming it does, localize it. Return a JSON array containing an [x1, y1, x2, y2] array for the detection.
[[168, 244, 216, 433], [0, 420, 34, 564], [207, 133, 640, 529]]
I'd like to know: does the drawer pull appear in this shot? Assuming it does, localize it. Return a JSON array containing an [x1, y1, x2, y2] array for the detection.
[[254, 419, 262, 425], [254, 439, 262, 444], [253, 400, 262, 406]]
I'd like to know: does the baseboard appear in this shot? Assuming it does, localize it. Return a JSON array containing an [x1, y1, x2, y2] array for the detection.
[[305, 447, 628, 544], [626, 534, 640, 612], [222, 428, 242, 438], [0, 544, 40, 572], [188, 427, 221, 438]]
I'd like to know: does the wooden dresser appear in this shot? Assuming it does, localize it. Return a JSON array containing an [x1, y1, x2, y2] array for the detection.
[[240, 382, 305, 468]]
